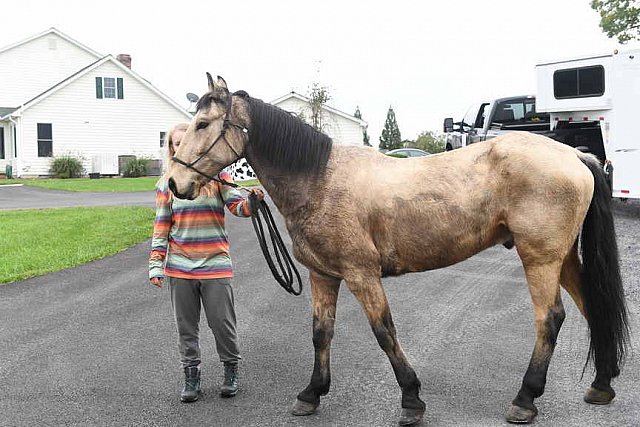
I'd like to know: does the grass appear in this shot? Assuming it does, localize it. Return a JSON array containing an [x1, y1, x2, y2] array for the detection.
[[0, 206, 155, 284], [0, 177, 261, 192], [0, 177, 158, 192]]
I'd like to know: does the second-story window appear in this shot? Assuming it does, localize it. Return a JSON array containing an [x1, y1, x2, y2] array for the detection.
[[95, 77, 124, 99]]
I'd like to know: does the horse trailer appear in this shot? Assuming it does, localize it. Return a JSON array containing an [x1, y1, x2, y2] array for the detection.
[[536, 49, 640, 199]]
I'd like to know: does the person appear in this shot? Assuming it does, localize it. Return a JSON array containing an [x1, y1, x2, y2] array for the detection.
[[149, 123, 264, 403]]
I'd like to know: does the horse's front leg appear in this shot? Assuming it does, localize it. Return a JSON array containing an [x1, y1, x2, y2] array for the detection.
[[346, 274, 426, 426], [291, 271, 341, 416]]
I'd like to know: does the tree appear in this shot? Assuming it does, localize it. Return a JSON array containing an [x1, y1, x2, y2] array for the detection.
[[591, 0, 640, 43], [410, 131, 446, 153], [354, 106, 371, 146], [308, 82, 331, 131], [379, 106, 402, 150]]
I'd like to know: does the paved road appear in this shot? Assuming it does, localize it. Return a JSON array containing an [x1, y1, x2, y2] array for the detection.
[[1, 194, 638, 426], [0, 185, 154, 210]]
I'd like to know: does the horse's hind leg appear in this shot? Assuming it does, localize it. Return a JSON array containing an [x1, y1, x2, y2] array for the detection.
[[560, 243, 619, 405], [292, 271, 341, 416], [345, 274, 425, 426], [507, 261, 566, 424]]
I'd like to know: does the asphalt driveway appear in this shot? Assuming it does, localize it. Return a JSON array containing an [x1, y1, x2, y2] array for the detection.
[[0, 191, 638, 426], [0, 185, 154, 210]]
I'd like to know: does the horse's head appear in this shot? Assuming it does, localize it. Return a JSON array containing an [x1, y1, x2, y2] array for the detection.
[[167, 73, 249, 199]]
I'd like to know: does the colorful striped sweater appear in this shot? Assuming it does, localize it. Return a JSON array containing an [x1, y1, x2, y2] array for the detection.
[[149, 172, 253, 280]]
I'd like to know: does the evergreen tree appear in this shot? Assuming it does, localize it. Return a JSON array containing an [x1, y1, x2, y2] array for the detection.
[[354, 106, 371, 146], [379, 106, 402, 150]]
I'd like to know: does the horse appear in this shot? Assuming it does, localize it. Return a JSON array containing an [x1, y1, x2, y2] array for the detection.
[[166, 74, 629, 426]]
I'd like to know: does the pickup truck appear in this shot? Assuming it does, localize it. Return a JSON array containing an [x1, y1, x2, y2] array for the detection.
[[443, 95, 551, 151]]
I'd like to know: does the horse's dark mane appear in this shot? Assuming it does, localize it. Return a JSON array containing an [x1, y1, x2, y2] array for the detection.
[[238, 93, 333, 176]]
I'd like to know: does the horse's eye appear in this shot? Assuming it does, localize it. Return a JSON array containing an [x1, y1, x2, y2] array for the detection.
[[196, 121, 209, 130]]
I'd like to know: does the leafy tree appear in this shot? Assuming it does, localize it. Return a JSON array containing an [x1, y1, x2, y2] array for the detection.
[[591, 0, 640, 43], [354, 106, 371, 146], [379, 106, 402, 150], [410, 131, 446, 153], [308, 82, 331, 131]]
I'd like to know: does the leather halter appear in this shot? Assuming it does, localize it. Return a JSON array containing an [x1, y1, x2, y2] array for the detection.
[[171, 92, 247, 188]]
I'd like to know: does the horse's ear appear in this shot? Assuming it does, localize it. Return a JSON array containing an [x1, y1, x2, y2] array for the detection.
[[216, 76, 228, 90], [206, 72, 215, 92]]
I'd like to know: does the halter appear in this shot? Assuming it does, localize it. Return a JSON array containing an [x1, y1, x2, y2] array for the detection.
[[169, 90, 303, 296], [171, 92, 248, 189]]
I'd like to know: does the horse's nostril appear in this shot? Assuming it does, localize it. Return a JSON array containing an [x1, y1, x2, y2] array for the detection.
[[168, 178, 178, 195]]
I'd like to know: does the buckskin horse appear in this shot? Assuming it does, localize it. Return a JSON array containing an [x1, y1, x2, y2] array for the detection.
[[166, 74, 628, 426]]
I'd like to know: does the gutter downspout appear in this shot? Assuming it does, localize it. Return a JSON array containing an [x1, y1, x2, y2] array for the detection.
[[8, 110, 21, 178]]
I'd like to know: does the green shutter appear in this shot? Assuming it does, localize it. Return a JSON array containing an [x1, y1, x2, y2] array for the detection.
[[117, 78, 124, 99], [95, 77, 103, 99]]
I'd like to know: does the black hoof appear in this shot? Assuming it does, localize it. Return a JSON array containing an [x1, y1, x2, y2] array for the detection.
[[584, 386, 615, 405], [505, 404, 538, 424], [291, 398, 319, 416], [399, 407, 425, 426]]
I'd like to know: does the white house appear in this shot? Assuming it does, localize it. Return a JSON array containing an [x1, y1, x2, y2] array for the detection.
[[0, 28, 192, 178], [271, 91, 368, 146]]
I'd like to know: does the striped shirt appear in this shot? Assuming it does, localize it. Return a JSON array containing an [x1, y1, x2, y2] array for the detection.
[[149, 171, 253, 280]]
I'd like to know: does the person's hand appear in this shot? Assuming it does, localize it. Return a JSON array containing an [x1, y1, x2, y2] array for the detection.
[[150, 277, 164, 288], [250, 188, 265, 201]]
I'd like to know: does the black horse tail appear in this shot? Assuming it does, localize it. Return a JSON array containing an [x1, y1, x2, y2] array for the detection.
[[579, 154, 629, 380]]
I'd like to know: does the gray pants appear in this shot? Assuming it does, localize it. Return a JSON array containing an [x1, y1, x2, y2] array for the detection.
[[169, 277, 241, 368]]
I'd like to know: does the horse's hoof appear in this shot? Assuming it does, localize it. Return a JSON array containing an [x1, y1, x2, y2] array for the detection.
[[505, 404, 538, 424], [584, 386, 615, 405], [290, 398, 319, 416], [399, 407, 425, 426]]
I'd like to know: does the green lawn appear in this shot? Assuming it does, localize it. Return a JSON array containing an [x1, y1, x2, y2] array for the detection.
[[0, 206, 155, 284], [0, 177, 261, 192], [0, 177, 159, 192]]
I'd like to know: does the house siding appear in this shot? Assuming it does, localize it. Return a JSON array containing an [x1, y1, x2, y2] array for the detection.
[[274, 97, 364, 146], [19, 61, 190, 176], [0, 33, 99, 108]]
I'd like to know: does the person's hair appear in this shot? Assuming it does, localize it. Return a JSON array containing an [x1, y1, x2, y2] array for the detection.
[[162, 122, 218, 198]]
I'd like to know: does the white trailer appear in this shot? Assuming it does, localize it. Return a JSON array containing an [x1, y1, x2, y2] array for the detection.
[[536, 49, 640, 199]]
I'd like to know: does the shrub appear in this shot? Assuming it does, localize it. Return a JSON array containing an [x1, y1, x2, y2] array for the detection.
[[386, 153, 408, 158], [50, 155, 84, 179], [123, 157, 149, 177]]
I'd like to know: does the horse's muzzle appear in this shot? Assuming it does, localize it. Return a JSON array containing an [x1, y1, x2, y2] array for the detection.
[[168, 177, 194, 200]]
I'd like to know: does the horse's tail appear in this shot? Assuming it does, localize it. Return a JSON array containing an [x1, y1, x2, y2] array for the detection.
[[579, 154, 629, 378]]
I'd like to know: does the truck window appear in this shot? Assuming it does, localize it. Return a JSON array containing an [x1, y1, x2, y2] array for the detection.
[[553, 66, 605, 99], [462, 104, 480, 128], [475, 103, 489, 128], [492, 98, 548, 126]]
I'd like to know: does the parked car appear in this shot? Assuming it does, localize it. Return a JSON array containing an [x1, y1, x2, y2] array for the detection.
[[385, 148, 430, 158]]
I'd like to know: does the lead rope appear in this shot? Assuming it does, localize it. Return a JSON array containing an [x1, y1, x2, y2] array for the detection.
[[248, 192, 303, 296]]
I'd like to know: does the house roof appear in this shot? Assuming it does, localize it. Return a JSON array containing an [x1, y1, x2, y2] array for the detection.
[[271, 91, 368, 128], [0, 107, 18, 120], [0, 27, 102, 58], [8, 55, 191, 120]]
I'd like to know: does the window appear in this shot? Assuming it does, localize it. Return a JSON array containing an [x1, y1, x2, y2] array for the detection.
[[493, 98, 548, 125], [37, 123, 53, 157], [104, 77, 116, 98], [554, 66, 605, 99], [0, 127, 4, 159], [95, 77, 124, 99], [160, 131, 167, 148]]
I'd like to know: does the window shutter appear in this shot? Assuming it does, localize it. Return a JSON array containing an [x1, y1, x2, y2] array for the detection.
[[95, 77, 103, 99], [117, 78, 124, 99]]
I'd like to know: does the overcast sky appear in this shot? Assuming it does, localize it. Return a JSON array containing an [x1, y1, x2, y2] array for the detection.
[[1, 0, 635, 143]]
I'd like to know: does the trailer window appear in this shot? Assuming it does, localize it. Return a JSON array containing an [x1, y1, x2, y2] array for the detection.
[[554, 66, 604, 99]]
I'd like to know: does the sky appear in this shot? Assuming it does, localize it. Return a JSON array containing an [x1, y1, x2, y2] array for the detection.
[[1, 0, 636, 143]]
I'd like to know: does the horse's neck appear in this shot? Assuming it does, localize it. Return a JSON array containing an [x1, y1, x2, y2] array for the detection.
[[250, 162, 318, 218]]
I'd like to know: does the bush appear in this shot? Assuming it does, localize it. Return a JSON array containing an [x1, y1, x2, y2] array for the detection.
[[50, 155, 84, 179], [386, 153, 408, 158], [123, 157, 149, 177]]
